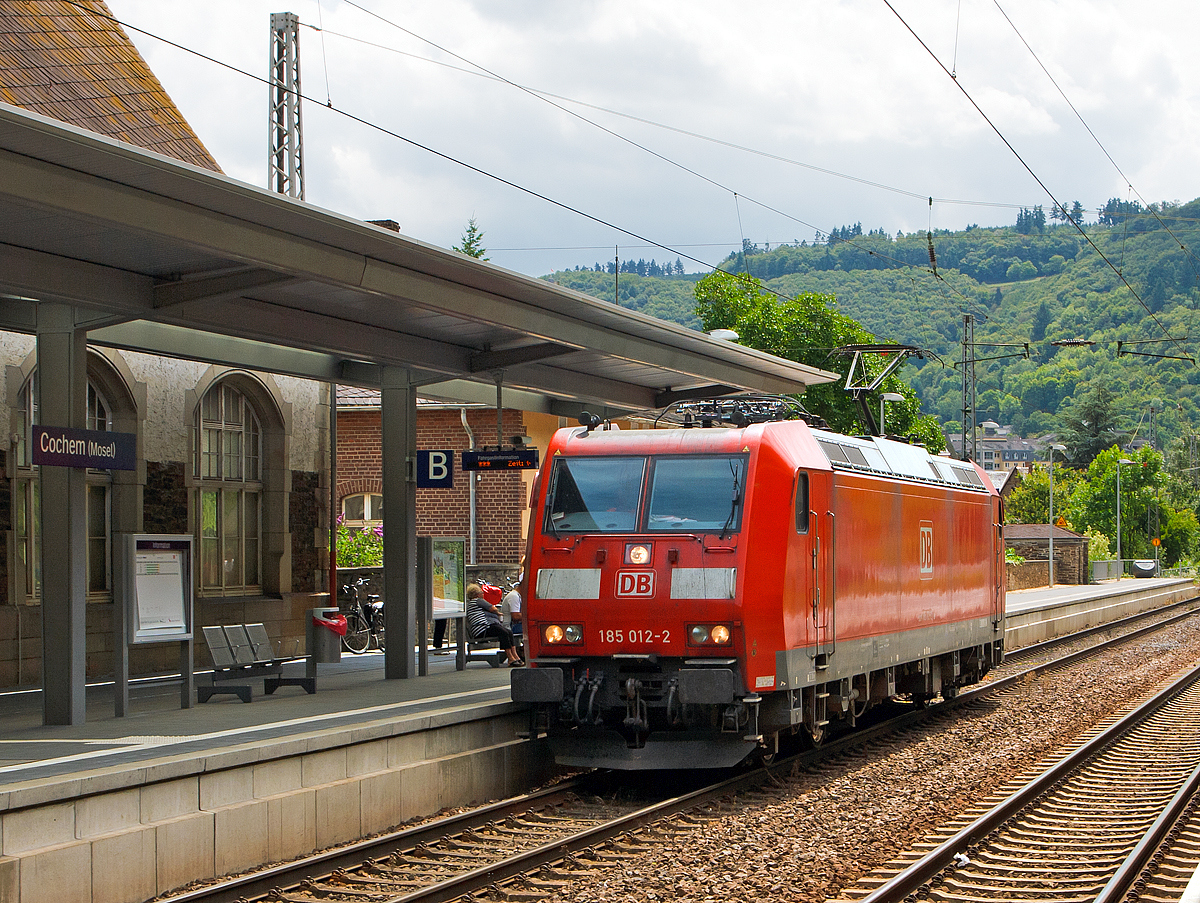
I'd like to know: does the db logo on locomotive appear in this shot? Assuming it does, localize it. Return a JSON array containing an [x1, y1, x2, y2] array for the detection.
[[919, 521, 934, 577], [616, 571, 655, 597]]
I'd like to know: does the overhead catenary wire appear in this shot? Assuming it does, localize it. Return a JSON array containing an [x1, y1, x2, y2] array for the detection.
[[329, 0, 981, 289], [303, 20, 1038, 215], [70, 0, 983, 322], [294, 5, 1060, 342], [70, 0, 1161, 364], [883, 0, 1193, 366], [991, 0, 1200, 344]]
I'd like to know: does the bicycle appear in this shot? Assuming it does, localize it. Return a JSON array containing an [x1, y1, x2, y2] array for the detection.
[[340, 574, 386, 653]]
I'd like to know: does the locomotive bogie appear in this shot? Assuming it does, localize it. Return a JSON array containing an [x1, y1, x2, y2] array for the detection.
[[512, 415, 1006, 769]]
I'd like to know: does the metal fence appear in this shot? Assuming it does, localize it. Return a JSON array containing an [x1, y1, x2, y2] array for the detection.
[[1091, 559, 1122, 581], [1160, 565, 1198, 579]]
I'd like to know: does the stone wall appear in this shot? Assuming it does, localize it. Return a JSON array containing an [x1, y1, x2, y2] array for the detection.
[[289, 470, 322, 594], [144, 461, 188, 533], [1007, 538, 1089, 586], [1007, 560, 1049, 592]]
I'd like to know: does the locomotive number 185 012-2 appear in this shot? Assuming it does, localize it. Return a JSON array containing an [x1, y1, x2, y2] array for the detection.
[[599, 629, 670, 644]]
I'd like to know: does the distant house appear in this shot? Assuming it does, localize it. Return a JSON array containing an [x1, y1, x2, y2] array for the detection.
[[947, 421, 1041, 471], [985, 467, 1022, 500]]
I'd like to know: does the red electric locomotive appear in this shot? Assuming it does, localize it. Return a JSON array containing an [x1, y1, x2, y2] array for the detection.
[[511, 398, 1005, 769]]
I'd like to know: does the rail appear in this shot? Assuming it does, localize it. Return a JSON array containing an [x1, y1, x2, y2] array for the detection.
[[848, 660, 1200, 902], [163, 597, 1200, 903]]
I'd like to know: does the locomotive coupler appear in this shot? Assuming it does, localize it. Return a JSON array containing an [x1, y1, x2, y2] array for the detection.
[[665, 678, 683, 727], [622, 677, 649, 738]]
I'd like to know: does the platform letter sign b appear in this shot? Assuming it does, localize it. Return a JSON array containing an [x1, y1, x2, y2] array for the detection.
[[919, 521, 934, 578], [417, 450, 454, 488]]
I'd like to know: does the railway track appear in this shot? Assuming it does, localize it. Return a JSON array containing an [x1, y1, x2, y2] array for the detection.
[[162, 600, 1200, 903], [1000, 595, 1200, 669], [830, 660, 1200, 903]]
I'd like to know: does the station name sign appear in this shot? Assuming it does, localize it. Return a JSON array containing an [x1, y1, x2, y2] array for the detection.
[[32, 426, 136, 471], [461, 448, 539, 471]]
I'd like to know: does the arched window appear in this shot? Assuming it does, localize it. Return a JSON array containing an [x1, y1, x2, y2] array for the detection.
[[14, 375, 115, 599], [341, 492, 382, 524], [194, 381, 262, 594]]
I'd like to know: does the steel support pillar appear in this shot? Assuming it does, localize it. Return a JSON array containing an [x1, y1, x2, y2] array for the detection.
[[37, 303, 89, 724], [381, 366, 417, 678]]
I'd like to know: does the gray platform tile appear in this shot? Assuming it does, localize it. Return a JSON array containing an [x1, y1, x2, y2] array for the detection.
[[347, 720, 403, 745], [198, 742, 268, 772], [4, 779, 84, 812]]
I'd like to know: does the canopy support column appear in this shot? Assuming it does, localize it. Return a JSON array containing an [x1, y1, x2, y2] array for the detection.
[[37, 303, 89, 724], [381, 366, 417, 679]]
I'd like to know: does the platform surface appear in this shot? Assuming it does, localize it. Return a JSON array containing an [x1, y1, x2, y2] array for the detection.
[[0, 648, 513, 789], [0, 578, 1192, 789], [1005, 575, 1190, 614]]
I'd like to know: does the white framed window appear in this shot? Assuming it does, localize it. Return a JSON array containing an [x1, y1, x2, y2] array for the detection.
[[194, 382, 262, 594], [342, 492, 383, 523]]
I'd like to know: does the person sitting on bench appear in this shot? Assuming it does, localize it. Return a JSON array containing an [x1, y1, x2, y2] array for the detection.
[[465, 582, 523, 666]]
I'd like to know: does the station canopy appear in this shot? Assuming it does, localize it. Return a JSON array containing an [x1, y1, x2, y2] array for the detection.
[[0, 103, 837, 414]]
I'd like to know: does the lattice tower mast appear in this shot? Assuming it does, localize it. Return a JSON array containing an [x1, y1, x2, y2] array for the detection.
[[269, 12, 304, 200], [960, 314, 977, 462]]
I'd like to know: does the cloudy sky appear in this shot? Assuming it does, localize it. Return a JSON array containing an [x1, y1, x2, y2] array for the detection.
[[105, 0, 1200, 277]]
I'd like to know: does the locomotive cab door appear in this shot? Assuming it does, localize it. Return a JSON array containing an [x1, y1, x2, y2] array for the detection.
[[794, 469, 834, 659]]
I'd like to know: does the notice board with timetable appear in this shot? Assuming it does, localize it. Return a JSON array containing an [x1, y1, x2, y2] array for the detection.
[[115, 535, 195, 714], [134, 549, 188, 638]]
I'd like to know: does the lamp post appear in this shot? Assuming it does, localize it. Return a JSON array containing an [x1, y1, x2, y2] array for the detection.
[[1116, 457, 1134, 575], [1048, 444, 1066, 586], [880, 392, 903, 437]]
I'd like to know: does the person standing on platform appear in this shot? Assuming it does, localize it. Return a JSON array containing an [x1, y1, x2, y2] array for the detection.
[[501, 572, 523, 659]]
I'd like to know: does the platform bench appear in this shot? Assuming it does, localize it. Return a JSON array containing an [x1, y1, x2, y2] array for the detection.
[[199, 623, 315, 702], [461, 637, 507, 669], [457, 627, 524, 669]]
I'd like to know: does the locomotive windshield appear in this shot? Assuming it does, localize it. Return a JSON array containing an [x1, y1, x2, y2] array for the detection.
[[545, 456, 645, 533], [544, 454, 747, 534], [646, 456, 747, 533]]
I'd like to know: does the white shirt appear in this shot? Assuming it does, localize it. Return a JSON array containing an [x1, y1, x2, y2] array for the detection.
[[501, 588, 522, 628]]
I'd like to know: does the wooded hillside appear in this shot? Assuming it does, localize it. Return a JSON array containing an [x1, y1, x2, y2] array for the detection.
[[545, 199, 1200, 452]]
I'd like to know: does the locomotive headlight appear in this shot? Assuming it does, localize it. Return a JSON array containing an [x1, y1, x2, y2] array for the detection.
[[625, 543, 652, 565], [544, 624, 584, 644], [688, 624, 733, 645]]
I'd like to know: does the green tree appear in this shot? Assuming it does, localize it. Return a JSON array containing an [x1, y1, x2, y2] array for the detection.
[[1160, 506, 1198, 565], [694, 270, 944, 448], [1030, 300, 1051, 341], [1005, 463, 1078, 525], [453, 217, 488, 260], [1066, 446, 1160, 559], [1057, 384, 1128, 467], [1006, 260, 1038, 280]]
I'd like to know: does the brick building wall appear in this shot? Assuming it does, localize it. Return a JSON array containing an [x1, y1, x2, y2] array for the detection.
[[336, 407, 528, 566]]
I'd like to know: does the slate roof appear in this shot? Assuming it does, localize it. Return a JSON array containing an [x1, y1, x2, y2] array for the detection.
[[0, 0, 220, 171], [1004, 524, 1085, 543]]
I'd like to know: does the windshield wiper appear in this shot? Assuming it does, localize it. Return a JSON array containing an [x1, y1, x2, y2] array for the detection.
[[720, 460, 742, 540]]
